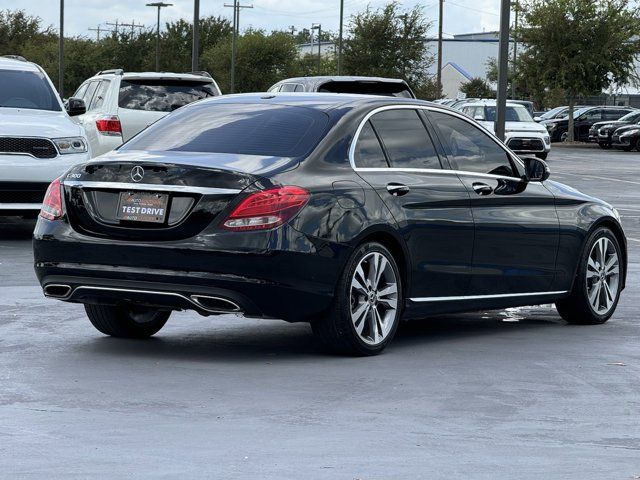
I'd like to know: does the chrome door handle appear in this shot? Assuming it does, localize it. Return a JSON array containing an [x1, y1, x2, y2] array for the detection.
[[386, 183, 410, 196], [472, 182, 493, 196]]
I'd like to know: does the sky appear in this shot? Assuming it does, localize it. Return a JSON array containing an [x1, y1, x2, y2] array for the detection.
[[5, 0, 502, 40]]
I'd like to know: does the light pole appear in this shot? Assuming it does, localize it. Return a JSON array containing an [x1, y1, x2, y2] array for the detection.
[[337, 0, 344, 75], [495, 0, 511, 141], [436, 0, 443, 98], [312, 23, 321, 76], [146, 2, 172, 72], [192, 0, 200, 71], [59, 0, 64, 97]]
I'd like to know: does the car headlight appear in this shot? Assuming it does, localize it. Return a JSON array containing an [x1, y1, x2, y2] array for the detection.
[[620, 129, 640, 137], [544, 135, 550, 145], [53, 137, 88, 155]]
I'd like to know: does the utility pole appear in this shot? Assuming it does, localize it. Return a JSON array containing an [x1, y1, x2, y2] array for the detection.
[[436, 0, 443, 98], [312, 23, 322, 76], [88, 25, 104, 41], [146, 2, 173, 72], [192, 0, 200, 71], [495, 0, 511, 141], [106, 20, 120, 36], [224, 1, 253, 93], [338, 0, 344, 75], [119, 20, 144, 37], [59, 0, 64, 98], [289, 25, 296, 36], [511, 0, 518, 99], [107, 19, 120, 37]]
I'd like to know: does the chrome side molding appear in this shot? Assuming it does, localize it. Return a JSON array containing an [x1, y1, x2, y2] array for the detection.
[[409, 290, 569, 303]]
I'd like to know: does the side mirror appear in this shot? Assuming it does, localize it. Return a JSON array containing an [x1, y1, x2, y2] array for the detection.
[[533, 116, 541, 122], [66, 97, 86, 117], [524, 157, 550, 182]]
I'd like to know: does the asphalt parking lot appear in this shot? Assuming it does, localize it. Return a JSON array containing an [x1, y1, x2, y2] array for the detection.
[[1, 145, 639, 479]]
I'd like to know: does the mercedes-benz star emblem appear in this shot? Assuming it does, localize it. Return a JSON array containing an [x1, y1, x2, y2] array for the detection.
[[131, 166, 144, 183]]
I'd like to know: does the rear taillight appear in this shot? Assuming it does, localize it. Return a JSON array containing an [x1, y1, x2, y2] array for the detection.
[[39, 178, 63, 221], [96, 115, 122, 136], [222, 186, 310, 231]]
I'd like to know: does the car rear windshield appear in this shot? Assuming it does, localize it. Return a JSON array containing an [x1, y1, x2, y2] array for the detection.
[[121, 103, 330, 157], [484, 105, 533, 122], [0, 69, 61, 111], [318, 81, 414, 98], [118, 79, 219, 112]]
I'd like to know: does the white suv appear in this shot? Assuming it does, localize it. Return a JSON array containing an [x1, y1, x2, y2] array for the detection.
[[0, 56, 91, 214], [459, 100, 551, 159], [70, 70, 221, 157]]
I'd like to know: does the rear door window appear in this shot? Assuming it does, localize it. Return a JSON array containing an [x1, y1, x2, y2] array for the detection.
[[118, 79, 219, 112], [89, 80, 110, 111], [369, 109, 441, 169], [353, 121, 388, 168], [83, 81, 100, 109]]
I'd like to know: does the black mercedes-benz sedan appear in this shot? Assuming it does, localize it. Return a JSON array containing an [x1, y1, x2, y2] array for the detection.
[[33, 94, 627, 355]]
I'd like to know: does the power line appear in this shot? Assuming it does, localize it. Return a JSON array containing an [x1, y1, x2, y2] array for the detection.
[[446, 1, 500, 17]]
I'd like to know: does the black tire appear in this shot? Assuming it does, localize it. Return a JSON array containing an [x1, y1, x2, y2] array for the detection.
[[535, 152, 548, 160], [85, 304, 170, 338], [598, 142, 611, 150], [311, 242, 402, 356], [556, 227, 622, 325]]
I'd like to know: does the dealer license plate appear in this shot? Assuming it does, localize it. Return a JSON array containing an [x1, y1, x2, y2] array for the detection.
[[116, 192, 168, 223]]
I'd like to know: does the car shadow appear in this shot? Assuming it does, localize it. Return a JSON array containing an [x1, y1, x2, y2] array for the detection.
[[78, 308, 563, 363], [0, 217, 36, 240]]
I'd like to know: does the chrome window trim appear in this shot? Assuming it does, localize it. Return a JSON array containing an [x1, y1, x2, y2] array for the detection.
[[410, 290, 569, 303], [348, 104, 525, 180], [62, 180, 241, 195]]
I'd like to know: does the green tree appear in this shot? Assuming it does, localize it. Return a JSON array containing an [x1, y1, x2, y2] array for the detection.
[[342, 2, 433, 97], [460, 77, 494, 98], [202, 29, 299, 93], [162, 16, 232, 72], [517, 0, 640, 140]]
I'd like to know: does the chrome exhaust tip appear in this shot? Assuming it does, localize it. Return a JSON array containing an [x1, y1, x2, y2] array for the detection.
[[43, 284, 72, 299], [190, 295, 242, 313]]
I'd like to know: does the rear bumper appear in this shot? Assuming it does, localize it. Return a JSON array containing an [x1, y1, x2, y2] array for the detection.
[[33, 218, 351, 322]]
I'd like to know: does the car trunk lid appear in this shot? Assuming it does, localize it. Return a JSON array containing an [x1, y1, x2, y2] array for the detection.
[[61, 151, 292, 241]]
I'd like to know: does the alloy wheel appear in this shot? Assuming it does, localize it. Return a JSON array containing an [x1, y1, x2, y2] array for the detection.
[[349, 251, 398, 345], [585, 237, 620, 315]]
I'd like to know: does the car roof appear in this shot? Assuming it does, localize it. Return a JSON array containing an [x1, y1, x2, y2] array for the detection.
[[189, 92, 435, 112], [275, 75, 410, 85], [0, 56, 41, 72], [461, 100, 522, 107], [92, 70, 213, 81]]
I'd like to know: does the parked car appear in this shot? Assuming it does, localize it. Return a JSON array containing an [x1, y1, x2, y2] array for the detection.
[[70, 69, 221, 157], [508, 100, 535, 117], [541, 106, 636, 142], [588, 110, 640, 148], [459, 100, 551, 159], [268, 76, 415, 98], [534, 105, 587, 122], [0, 55, 90, 215], [33, 94, 626, 355], [611, 124, 640, 151]]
